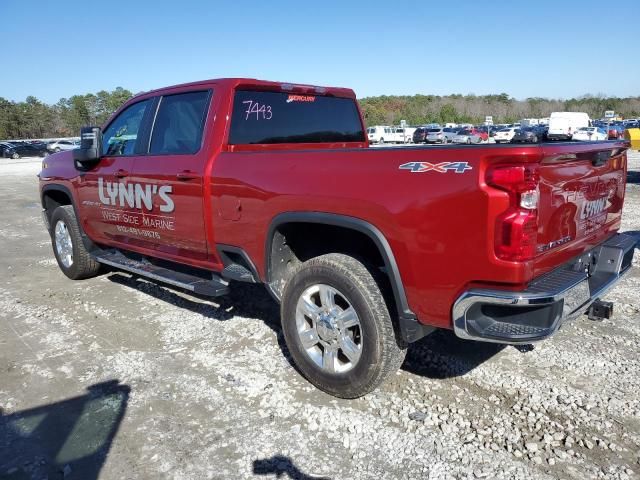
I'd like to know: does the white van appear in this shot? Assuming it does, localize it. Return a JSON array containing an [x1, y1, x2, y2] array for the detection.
[[367, 126, 413, 144], [547, 112, 591, 141], [367, 126, 388, 143]]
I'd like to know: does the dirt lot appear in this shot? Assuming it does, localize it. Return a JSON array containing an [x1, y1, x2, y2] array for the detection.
[[1, 151, 639, 480]]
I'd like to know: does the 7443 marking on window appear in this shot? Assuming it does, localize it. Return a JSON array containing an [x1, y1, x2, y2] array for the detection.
[[399, 161, 472, 173]]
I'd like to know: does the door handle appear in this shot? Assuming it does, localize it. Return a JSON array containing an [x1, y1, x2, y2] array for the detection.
[[177, 171, 198, 181], [115, 169, 129, 178]]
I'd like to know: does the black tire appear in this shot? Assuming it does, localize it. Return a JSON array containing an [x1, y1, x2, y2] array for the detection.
[[50, 205, 101, 280], [280, 253, 407, 398], [379, 138, 385, 144], [55, 147, 61, 152], [11, 152, 19, 159], [466, 138, 471, 144]]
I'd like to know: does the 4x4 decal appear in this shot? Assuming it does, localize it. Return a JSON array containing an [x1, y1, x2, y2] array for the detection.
[[399, 161, 472, 173]]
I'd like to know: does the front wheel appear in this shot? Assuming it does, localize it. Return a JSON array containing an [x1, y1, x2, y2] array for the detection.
[[11, 152, 19, 159], [50, 205, 102, 280], [378, 138, 385, 144], [280, 253, 406, 398]]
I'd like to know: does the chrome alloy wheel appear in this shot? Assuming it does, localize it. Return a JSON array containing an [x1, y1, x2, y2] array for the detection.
[[295, 284, 363, 374], [54, 220, 73, 268]]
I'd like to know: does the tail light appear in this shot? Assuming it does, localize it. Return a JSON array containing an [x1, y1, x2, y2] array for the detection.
[[486, 164, 540, 262]]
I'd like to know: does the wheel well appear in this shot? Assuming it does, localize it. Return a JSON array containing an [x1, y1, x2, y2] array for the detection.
[[268, 222, 387, 299], [42, 189, 72, 226]]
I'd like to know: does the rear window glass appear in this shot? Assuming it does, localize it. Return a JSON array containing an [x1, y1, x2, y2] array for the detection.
[[427, 129, 441, 133], [229, 90, 364, 144], [150, 90, 211, 155]]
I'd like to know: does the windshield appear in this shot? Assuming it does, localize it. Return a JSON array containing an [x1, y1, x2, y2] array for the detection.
[[427, 129, 441, 133]]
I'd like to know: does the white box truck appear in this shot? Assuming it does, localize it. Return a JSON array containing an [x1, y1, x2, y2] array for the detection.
[[547, 112, 591, 141]]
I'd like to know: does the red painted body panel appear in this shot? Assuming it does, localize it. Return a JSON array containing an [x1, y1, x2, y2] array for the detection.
[[39, 78, 630, 331]]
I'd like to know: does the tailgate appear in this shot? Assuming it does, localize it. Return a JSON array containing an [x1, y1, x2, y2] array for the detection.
[[533, 141, 628, 276]]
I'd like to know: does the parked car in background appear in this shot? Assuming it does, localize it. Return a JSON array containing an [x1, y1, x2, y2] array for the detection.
[[572, 127, 608, 141], [412, 127, 429, 143], [607, 125, 625, 140], [510, 126, 546, 143], [494, 127, 518, 143], [47, 139, 79, 153], [3, 142, 48, 158], [0, 142, 14, 157], [547, 112, 590, 140], [452, 128, 485, 144], [425, 128, 449, 144]]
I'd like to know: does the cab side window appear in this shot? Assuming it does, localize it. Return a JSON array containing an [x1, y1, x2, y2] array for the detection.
[[149, 91, 211, 155], [102, 99, 150, 156]]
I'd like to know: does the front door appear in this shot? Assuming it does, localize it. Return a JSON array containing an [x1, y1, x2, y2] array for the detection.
[[128, 89, 212, 262], [75, 98, 153, 247]]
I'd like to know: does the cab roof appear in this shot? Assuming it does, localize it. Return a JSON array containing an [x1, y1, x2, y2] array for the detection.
[[132, 78, 357, 100]]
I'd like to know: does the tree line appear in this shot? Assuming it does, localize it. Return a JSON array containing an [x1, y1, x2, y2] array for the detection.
[[359, 93, 640, 126], [0, 87, 134, 140], [1, 88, 639, 140]]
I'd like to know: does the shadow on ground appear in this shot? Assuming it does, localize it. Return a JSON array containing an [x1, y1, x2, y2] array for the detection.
[[402, 329, 507, 379], [0, 380, 130, 480], [107, 273, 280, 327], [253, 455, 331, 479], [109, 272, 512, 380]]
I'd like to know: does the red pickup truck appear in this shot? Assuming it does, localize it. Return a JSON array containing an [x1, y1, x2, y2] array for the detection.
[[39, 78, 635, 398]]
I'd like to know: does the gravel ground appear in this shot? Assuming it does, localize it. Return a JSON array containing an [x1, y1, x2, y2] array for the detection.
[[0, 150, 639, 480]]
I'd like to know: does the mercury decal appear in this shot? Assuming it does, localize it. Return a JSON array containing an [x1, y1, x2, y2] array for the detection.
[[98, 178, 174, 213]]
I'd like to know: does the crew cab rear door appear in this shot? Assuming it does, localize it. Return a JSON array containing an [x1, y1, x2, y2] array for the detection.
[[129, 89, 212, 262]]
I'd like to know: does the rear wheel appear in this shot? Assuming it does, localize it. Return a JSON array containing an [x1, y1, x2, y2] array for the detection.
[[281, 253, 406, 398], [50, 205, 101, 280], [379, 138, 385, 144]]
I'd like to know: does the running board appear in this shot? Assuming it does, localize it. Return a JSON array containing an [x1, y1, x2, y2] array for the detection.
[[93, 250, 229, 297]]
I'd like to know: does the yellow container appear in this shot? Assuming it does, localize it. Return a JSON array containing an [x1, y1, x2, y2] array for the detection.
[[625, 128, 640, 151]]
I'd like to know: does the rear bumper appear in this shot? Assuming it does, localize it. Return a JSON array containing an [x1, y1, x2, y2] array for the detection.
[[452, 233, 636, 344]]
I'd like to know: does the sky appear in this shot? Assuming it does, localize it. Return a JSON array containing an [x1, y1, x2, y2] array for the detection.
[[1, 0, 639, 104]]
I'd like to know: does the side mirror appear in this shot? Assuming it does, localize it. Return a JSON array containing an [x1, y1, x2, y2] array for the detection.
[[73, 126, 102, 166]]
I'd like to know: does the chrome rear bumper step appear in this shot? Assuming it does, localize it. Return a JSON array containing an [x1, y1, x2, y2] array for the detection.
[[453, 233, 636, 344]]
